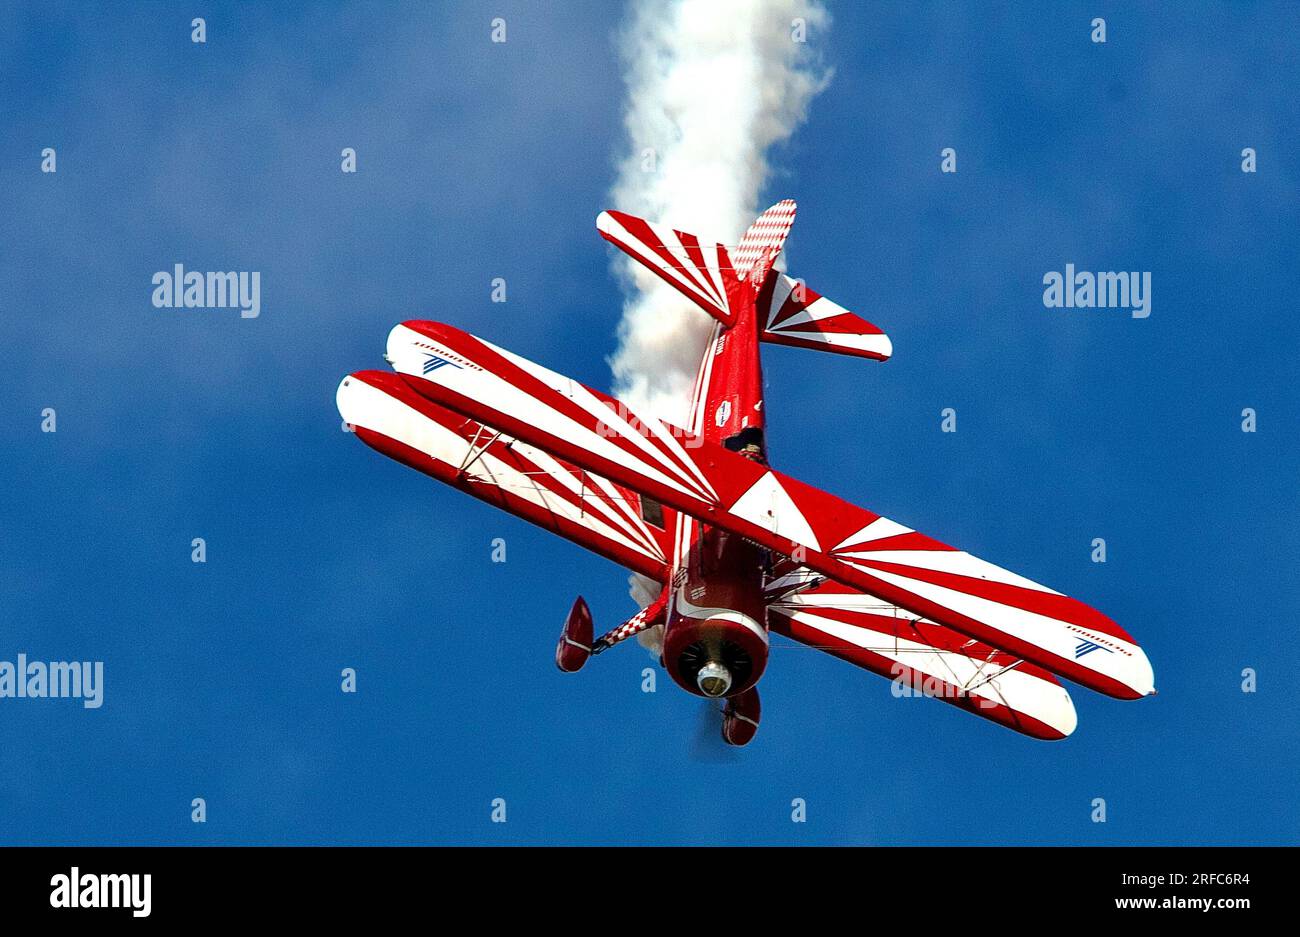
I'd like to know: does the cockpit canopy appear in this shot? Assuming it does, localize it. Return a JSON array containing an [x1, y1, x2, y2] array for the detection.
[[723, 426, 766, 463]]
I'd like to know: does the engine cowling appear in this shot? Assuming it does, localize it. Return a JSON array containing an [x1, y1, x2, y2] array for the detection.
[[663, 602, 769, 698], [662, 527, 769, 698]]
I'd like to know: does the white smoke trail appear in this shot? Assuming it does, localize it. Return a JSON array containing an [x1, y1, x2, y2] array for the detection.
[[607, 0, 832, 425], [607, 0, 832, 640]]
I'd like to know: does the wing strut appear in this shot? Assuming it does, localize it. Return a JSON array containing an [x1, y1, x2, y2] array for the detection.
[[963, 659, 1024, 694], [456, 426, 503, 477]]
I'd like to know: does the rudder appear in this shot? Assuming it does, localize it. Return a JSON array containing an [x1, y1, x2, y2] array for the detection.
[[730, 199, 797, 284]]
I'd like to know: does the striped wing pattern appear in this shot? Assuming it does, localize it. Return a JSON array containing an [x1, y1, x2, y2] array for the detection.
[[760, 273, 894, 361], [385, 321, 1154, 702], [387, 322, 719, 507], [336, 369, 674, 581], [766, 571, 1077, 740], [596, 210, 736, 325]]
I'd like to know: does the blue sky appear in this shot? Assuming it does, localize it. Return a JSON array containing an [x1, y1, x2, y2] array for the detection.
[[1, 1, 1297, 845]]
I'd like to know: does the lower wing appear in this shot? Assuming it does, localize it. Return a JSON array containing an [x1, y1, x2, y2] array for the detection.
[[336, 370, 675, 581], [384, 320, 1154, 701], [766, 568, 1076, 740]]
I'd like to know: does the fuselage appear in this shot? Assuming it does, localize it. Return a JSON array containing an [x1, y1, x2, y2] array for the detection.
[[662, 270, 772, 698]]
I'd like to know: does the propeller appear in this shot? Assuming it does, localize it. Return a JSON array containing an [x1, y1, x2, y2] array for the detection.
[[689, 700, 740, 763]]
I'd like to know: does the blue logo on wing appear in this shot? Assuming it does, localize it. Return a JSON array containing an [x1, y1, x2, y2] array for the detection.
[[422, 353, 462, 375], [1075, 638, 1113, 659]]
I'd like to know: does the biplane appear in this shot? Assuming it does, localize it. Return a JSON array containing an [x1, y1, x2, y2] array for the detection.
[[335, 200, 1155, 745]]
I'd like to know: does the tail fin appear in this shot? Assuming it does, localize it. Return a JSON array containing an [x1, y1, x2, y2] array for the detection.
[[730, 199, 797, 284], [597, 200, 889, 361]]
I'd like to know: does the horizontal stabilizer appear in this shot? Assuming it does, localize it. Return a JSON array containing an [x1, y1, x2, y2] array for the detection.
[[760, 273, 892, 361], [385, 320, 1154, 701], [597, 210, 737, 326]]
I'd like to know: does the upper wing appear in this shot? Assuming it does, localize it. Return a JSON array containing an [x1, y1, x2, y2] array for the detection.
[[766, 568, 1076, 740], [385, 321, 1155, 700], [759, 273, 893, 362], [336, 369, 675, 581]]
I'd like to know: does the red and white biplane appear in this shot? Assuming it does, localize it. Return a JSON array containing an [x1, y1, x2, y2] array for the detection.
[[336, 200, 1155, 745]]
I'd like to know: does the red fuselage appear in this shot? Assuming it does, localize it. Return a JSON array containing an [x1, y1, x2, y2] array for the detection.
[[662, 271, 772, 699]]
